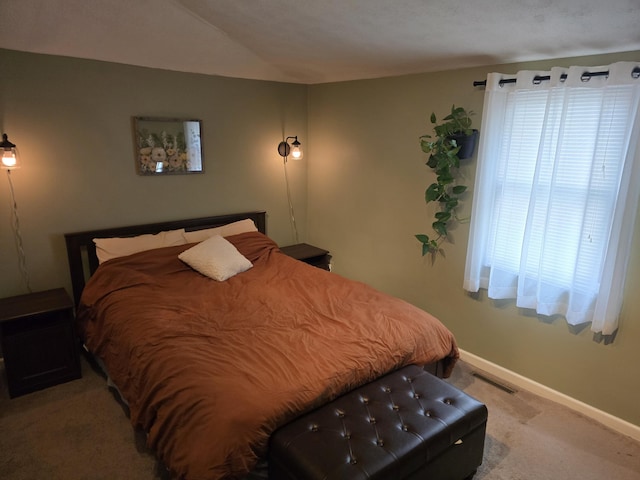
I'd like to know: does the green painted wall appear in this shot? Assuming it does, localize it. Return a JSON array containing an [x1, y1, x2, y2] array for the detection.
[[2, 47, 639, 427], [0, 49, 308, 298], [306, 51, 640, 426]]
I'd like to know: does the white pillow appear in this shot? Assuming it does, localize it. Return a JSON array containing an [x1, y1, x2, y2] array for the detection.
[[178, 235, 253, 281], [94, 229, 187, 264], [183, 218, 258, 243]]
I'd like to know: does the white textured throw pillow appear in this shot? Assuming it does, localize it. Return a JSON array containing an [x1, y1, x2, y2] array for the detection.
[[178, 235, 253, 281]]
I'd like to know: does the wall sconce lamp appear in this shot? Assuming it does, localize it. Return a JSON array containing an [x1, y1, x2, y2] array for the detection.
[[277, 135, 304, 244], [277, 136, 303, 161], [2, 133, 31, 292], [1, 133, 21, 169]]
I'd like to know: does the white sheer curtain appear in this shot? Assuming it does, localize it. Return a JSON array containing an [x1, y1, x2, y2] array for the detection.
[[464, 62, 640, 336]]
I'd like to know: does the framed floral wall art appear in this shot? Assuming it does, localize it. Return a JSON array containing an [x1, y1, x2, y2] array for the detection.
[[133, 117, 204, 175]]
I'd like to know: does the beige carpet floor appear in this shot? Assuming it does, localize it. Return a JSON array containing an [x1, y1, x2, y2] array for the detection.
[[1, 355, 639, 479], [448, 361, 640, 480]]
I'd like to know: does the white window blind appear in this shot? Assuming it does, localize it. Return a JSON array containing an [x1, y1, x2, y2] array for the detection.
[[464, 62, 640, 337]]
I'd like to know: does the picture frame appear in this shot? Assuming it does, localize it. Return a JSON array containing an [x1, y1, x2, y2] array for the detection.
[[132, 117, 204, 175]]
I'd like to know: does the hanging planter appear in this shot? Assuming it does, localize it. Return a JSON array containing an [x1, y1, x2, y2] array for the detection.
[[449, 128, 478, 160], [416, 105, 476, 257]]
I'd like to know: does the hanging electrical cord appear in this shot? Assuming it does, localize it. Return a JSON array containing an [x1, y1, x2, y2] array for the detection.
[[282, 155, 299, 244], [6, 169, 31, 293]]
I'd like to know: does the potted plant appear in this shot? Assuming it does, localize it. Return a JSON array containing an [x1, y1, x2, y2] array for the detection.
[[416, 105, 477, 257]]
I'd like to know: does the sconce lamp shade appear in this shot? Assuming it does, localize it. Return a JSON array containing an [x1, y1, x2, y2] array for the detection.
[[1, 134, 20, 169], [278, 136, 303, 160], [289, 138, 303, 160]]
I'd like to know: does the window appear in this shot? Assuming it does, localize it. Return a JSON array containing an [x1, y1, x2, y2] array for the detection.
[[464, 62, 640, 338]]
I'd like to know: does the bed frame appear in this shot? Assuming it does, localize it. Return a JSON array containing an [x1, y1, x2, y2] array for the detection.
[[64, 211, 266, 306], [63, 209, 455, 477]]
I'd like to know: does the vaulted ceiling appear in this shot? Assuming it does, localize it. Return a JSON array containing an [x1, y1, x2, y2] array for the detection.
[[2, 0, 639, 84]]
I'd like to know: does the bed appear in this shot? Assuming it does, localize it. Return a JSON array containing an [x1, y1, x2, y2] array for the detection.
[[64, 211, 459, 480]]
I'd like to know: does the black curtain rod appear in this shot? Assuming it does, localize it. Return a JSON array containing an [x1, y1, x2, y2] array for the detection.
[[473, 67, 640, 87]]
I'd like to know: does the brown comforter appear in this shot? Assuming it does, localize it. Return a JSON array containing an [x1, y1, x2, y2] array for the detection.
[[77, 231, 458, 480]]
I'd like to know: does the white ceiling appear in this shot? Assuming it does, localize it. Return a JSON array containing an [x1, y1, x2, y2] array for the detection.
[[2, 0, 639, 84]]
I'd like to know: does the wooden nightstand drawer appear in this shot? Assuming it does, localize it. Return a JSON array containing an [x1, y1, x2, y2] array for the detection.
[[0, 288, 81, 398]]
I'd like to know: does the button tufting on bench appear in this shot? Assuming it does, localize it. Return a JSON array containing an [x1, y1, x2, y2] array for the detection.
[[269, 365, 488, 480]]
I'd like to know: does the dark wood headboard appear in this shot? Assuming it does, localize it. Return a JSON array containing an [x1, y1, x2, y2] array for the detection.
[[64, 211, 266, 305]]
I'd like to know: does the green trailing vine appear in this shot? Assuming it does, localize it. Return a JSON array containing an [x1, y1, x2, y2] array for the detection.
[[416, 105, 474, 257]]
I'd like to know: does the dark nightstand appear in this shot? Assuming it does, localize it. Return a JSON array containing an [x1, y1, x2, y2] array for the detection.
[[281, 243, 331, 271], [0, 288, 81, 398]]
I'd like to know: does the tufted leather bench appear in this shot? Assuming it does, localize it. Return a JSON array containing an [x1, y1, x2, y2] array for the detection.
[[269, 364, 487, 480]]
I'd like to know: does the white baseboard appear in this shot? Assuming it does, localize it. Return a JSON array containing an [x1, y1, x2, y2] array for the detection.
[[458, 349, 640, 442]]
